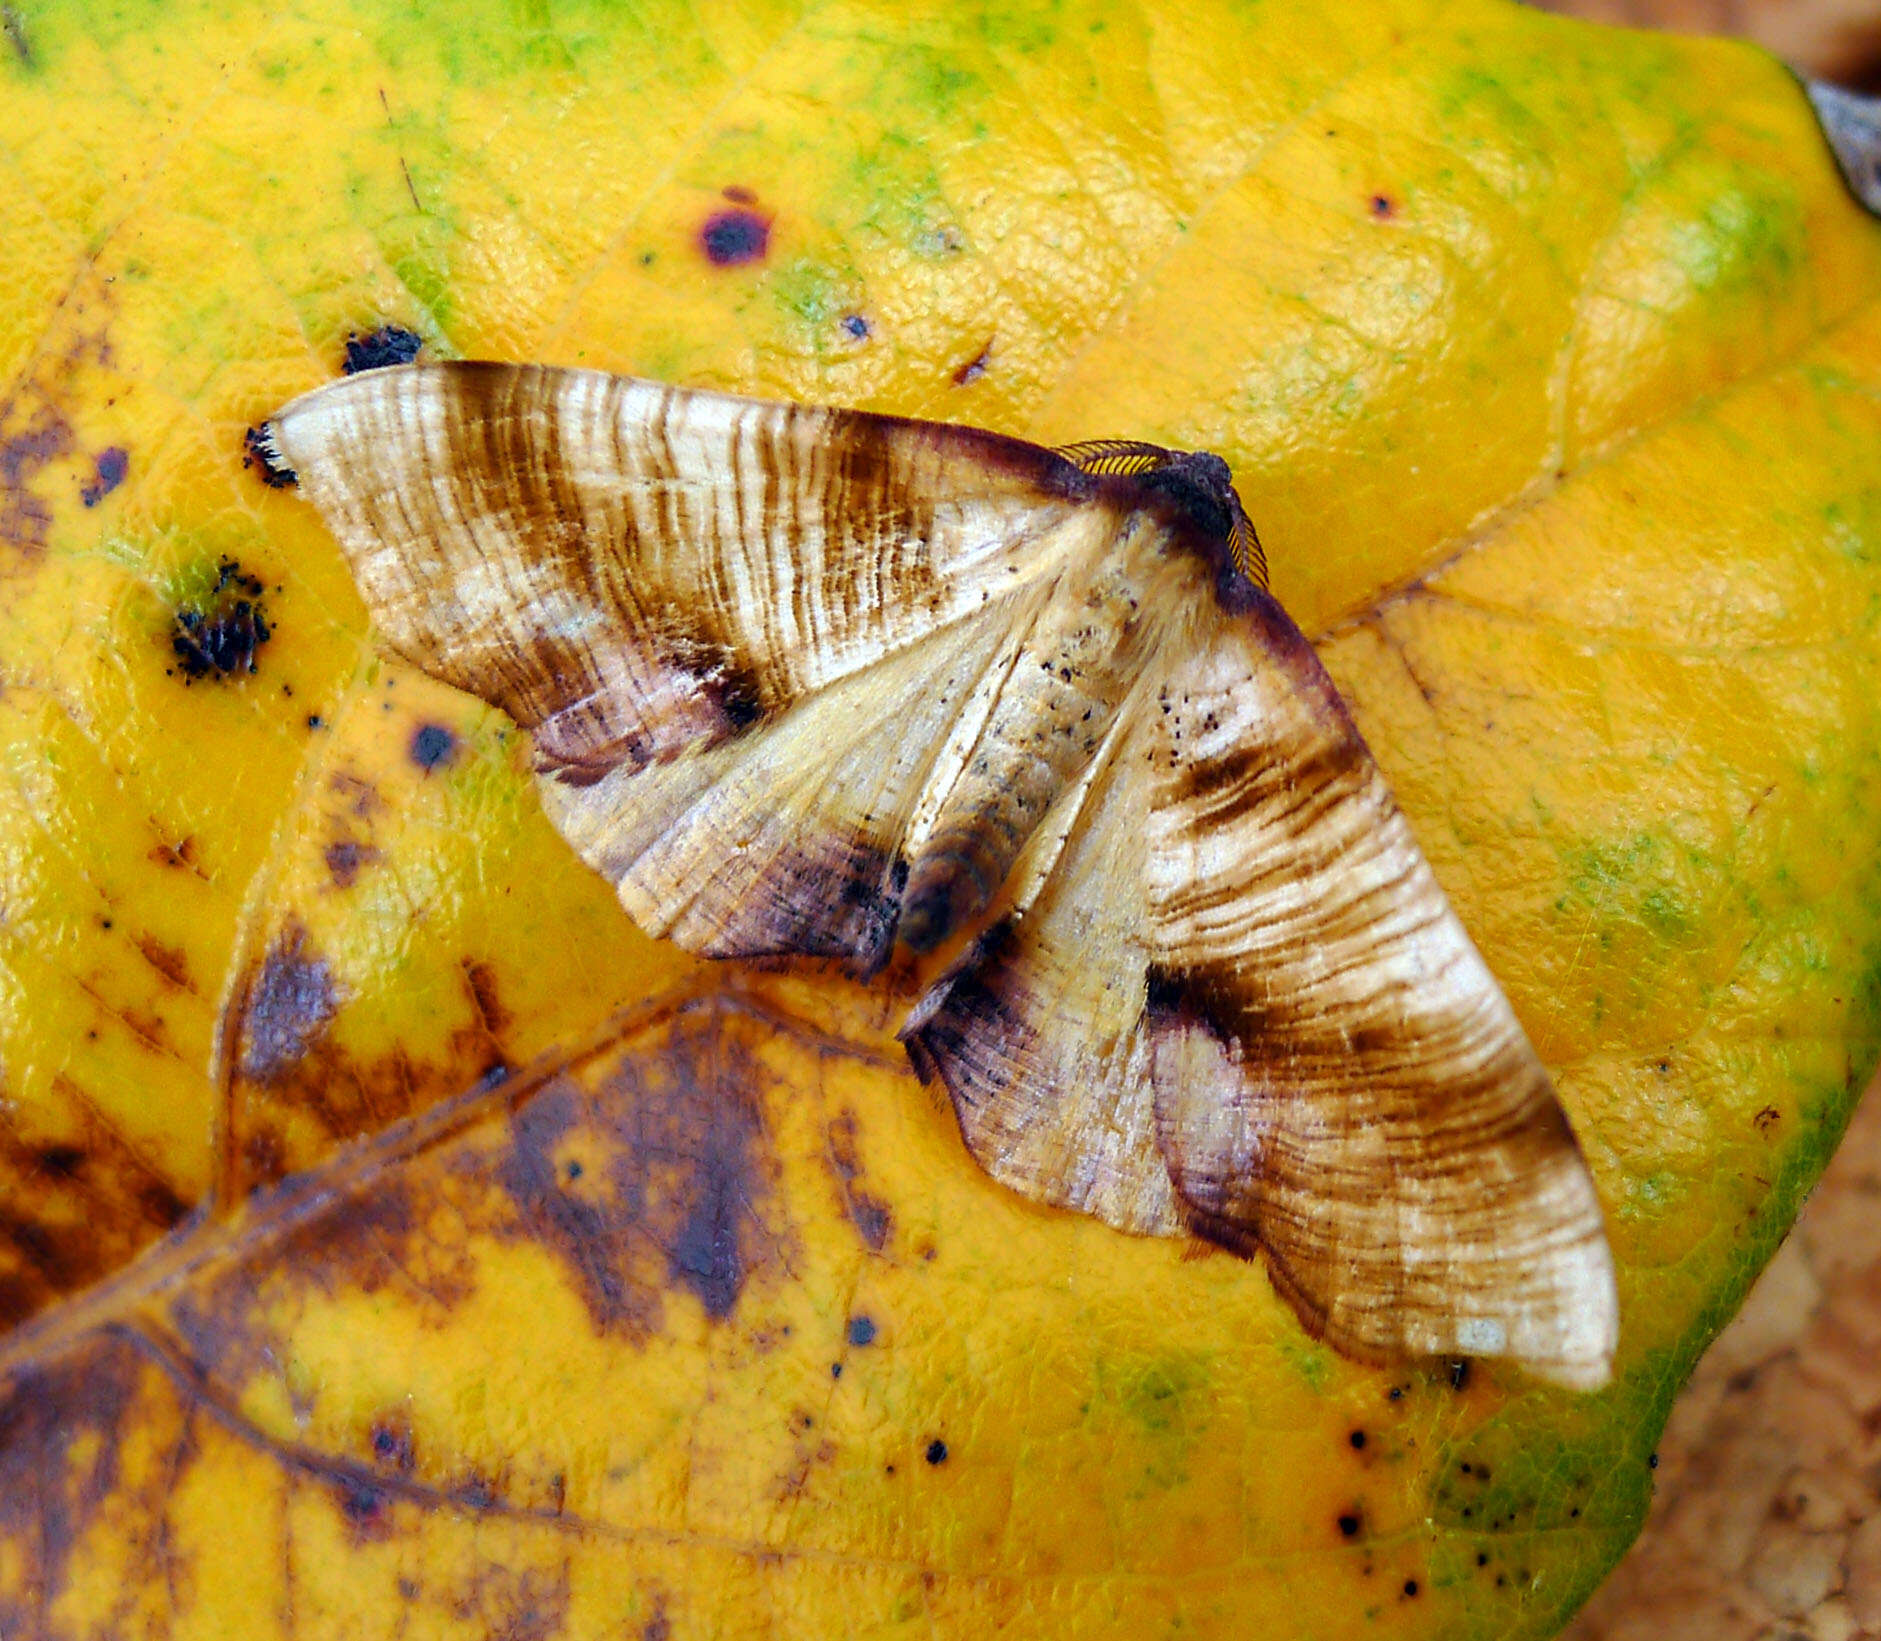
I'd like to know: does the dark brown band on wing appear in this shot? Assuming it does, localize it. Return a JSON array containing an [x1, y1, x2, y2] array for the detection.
[[899, 919, 1032, 1099], [690, 835, 911, 974]]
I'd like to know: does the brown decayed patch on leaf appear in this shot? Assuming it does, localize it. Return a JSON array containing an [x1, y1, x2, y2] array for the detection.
[[0, 317, 113, 559], [0, 994, 803, 1617], [492, 1005, 786, 1330], [0, 1319, 576, 1628], [145, 831, 204, 874], [229, 940, 517, 1189], [135, 932, 192, 991], [824, 1108, 894, 1252], [322, 838, 378, 888], [238, 922, 340, 1087], [463, 959, 511, 1038], [206, 670, 628, 1199], [170, 1169, 480, 1395], [0, 1101, 191, 1329], [0, 399, 71, 553], [0, 1336, 143, 1629]]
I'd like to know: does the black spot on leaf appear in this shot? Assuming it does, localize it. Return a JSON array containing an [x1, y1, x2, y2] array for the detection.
[[700, 208, 770, 266], [925, 1439, 948, 1465], [369, 1418, 415, 1472], [80, 446, 128, 507], [169, 558, 272, 682], [342, 326, 424, 375], [409, 723, 458, 769], [846, 1315, 877, 1347]]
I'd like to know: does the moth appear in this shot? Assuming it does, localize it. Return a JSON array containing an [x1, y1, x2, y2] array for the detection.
[[258, 362, 1618, 1389]]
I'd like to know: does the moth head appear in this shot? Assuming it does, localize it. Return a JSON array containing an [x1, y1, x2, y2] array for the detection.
[[1053, 439, 1268, 591]]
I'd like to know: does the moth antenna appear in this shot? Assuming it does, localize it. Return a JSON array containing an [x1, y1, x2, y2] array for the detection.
[[1230, 509, 1269, 590], [1052, 438, 1177, 478]]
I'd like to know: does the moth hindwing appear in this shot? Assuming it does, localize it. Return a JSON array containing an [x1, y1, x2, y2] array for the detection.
[[263, 361, 1618, 1389]]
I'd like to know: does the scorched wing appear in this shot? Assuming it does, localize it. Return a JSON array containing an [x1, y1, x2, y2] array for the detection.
[[258, 362, 1618, 1389]]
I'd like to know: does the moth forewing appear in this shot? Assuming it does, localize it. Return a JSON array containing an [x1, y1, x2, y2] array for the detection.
[[1140, 607, 1617, 1389], [262, 360, 1618, 1389]]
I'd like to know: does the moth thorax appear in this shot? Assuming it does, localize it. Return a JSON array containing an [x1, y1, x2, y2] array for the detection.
[[1137, 451, 1239, 545]]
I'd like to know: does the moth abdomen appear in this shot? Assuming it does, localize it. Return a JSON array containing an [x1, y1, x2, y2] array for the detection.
[[899, 838, 1005, 954]]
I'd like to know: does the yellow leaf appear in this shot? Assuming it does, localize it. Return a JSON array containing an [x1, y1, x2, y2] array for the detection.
[[1, 0, 1877, 1635]]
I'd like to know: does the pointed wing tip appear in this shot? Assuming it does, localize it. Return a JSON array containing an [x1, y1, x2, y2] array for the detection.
[[1526, 1353, 1615, 1393], [1465, 1233, 1620, 1392], [1209, 1190, 1621, 1392], [1527, 1251, 1621, 1393], [244, 420, 298, 488]]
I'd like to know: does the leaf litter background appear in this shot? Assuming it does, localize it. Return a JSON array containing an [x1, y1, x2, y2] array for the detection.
[[2, 0, 1880, 1636]]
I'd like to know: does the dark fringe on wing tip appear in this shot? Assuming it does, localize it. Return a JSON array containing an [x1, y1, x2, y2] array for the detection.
[[243, 422, 298, 488]]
